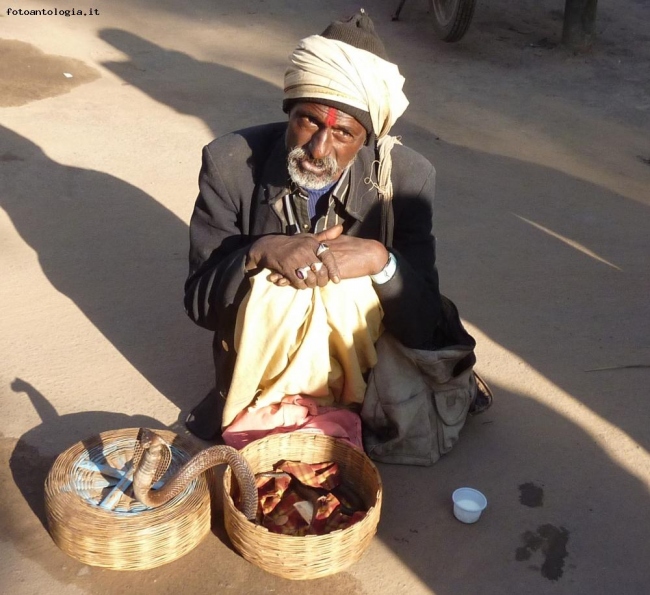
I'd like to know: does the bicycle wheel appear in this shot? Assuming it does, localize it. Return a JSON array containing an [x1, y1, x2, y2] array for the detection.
[[429, 0, 477, 42]]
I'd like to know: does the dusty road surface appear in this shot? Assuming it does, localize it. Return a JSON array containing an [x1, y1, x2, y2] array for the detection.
[[1, 0, 649, 593]]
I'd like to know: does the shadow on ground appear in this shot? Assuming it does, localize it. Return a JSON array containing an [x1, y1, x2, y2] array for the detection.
[[0, 125, 209, 419]]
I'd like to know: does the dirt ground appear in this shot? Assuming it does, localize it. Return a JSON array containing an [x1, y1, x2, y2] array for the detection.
[[1, 0, 649, 593]]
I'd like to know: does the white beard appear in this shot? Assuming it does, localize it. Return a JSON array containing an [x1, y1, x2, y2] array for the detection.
[[286, 146, 341, 190]]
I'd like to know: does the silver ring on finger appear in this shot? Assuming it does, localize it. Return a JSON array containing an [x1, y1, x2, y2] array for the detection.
[[311, 262, 323, 272], [316, 242, 329, 257], [295, 266, 311, 280]]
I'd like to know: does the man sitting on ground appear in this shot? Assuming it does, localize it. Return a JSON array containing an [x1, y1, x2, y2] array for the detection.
[[183, 12, 485, 448]]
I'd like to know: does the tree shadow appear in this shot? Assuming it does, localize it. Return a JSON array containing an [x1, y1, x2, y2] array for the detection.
[[0, 125, 211, 419], [98, 28, 284, 138]]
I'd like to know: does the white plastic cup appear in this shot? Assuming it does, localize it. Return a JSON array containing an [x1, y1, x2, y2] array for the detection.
[[452, 487, 488, 524]]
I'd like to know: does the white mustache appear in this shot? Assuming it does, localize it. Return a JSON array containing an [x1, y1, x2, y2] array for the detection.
[[288, 147, 338, 174]]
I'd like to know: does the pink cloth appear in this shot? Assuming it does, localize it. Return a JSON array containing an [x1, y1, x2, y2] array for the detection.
[[222, 395, 363, 450]]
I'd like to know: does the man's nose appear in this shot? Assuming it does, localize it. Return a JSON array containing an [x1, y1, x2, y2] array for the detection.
[[308, 128, 332, 160]]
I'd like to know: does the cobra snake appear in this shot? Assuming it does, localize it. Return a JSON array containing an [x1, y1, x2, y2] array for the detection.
[[131, 428, 258, 522]]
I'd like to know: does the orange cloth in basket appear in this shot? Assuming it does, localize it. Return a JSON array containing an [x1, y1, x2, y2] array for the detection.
[[255, 460, 367, 536]]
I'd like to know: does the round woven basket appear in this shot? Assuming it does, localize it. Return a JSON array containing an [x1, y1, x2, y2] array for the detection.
[[44, 428, 214, 570], [223, 432, 382, 580]]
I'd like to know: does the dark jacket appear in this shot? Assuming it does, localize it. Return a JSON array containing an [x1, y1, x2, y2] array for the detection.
[[184, 122, 443, 398]]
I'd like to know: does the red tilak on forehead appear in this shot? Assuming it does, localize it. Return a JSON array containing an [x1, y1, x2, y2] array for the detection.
[[325, 107, 338, 127]]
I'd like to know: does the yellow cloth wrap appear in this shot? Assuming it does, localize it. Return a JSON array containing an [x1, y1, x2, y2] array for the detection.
[[222, 271, 383, 429]]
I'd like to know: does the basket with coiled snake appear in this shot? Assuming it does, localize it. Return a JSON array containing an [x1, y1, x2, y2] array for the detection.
[[44, 427, 258, 570]]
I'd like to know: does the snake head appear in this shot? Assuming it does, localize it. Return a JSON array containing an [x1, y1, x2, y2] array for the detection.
[[137, 428, 169, 452], [137, 427, 156, 449]]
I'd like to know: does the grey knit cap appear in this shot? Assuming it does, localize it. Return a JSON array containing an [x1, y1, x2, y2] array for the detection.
[[321, 11, 388, 60]]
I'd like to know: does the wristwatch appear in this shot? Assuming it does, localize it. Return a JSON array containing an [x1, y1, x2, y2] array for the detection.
[[370, 252, 397, 285]]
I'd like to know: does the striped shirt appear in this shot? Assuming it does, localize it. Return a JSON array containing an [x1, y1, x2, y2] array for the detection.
[[282, 169, 351, 235]]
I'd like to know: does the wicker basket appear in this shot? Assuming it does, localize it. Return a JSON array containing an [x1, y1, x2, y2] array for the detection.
[[223, 432, 382, 580], [44, 428, 214, 570]]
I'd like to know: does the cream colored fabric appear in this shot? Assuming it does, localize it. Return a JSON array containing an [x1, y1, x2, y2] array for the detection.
[[222, 271, 383, 428], [374, 134, 402, 201], [284, 35, 409, 139]]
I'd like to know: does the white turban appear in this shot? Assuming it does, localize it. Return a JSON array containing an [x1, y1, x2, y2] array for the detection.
[[284, 35, 409, 139]]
